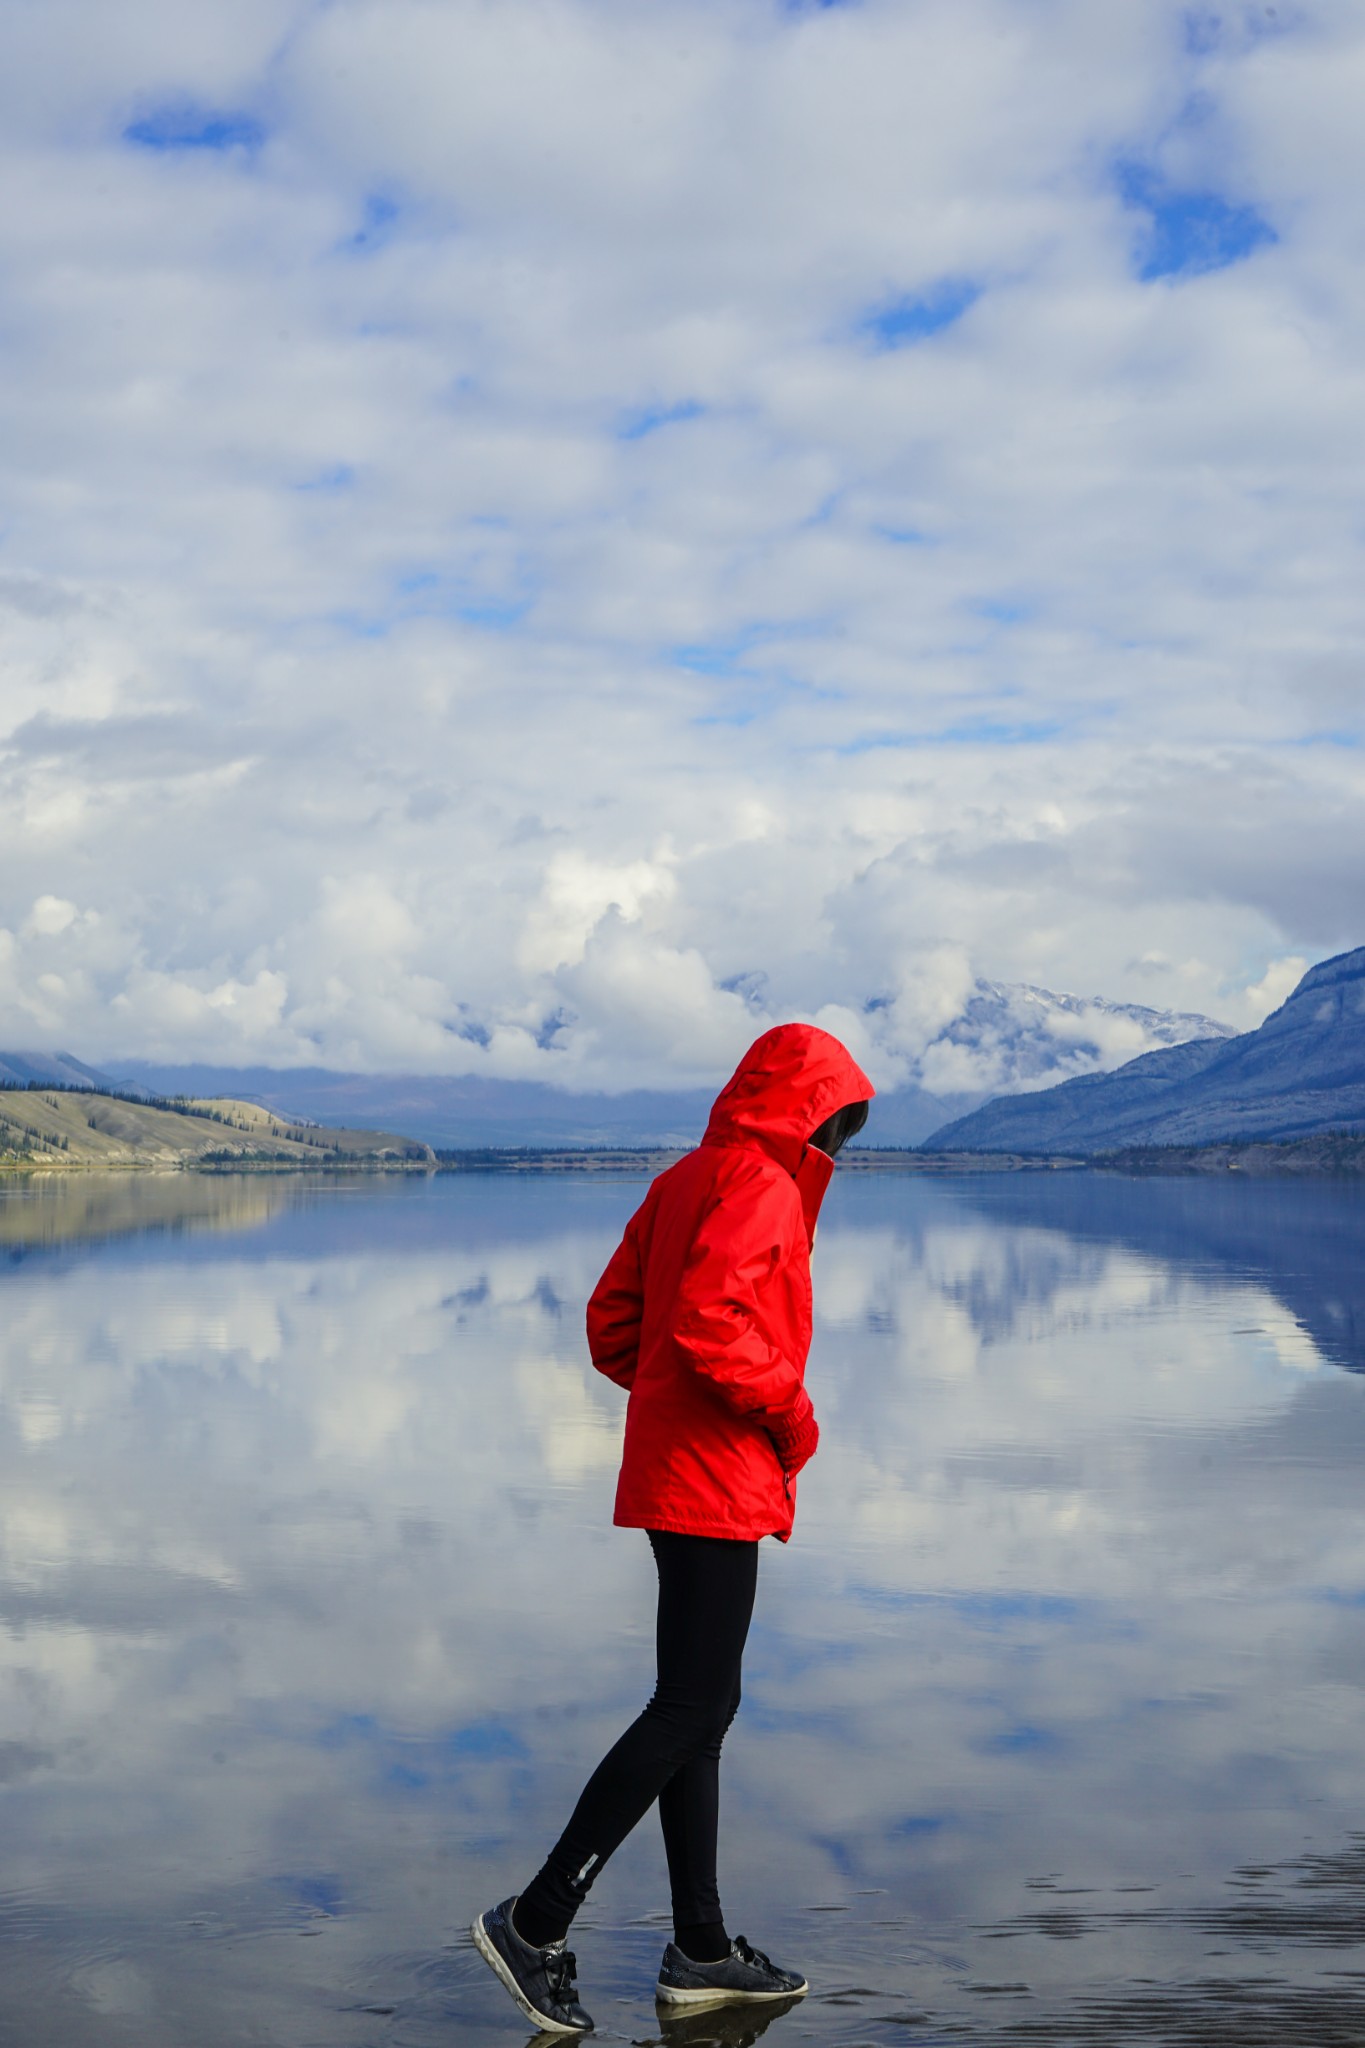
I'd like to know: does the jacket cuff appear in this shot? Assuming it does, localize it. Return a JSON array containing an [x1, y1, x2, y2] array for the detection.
[[769, 1391, 819, 1467]]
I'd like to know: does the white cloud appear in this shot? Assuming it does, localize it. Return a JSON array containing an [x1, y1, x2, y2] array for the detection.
[[0, 0, 1361, 1083], [1236, 951, 1310, 1025], [23, 894, 80, 938]]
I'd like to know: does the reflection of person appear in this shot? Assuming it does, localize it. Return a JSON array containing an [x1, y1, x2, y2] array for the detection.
[[655, 1993, 805, 2047], [474, 1024, 873, 2033]]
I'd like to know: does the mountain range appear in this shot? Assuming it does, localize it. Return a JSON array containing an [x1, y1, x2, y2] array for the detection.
[[0, 976, 1237, 1149], [926, 947, 1365, 1155], [93, 979, 1231, 1148]]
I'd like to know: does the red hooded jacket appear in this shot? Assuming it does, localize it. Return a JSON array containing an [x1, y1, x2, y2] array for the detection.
[[586, 1024, 874, 1542]]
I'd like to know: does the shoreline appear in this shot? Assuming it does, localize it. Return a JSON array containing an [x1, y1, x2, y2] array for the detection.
[[4, 1137, 1363, 1180]]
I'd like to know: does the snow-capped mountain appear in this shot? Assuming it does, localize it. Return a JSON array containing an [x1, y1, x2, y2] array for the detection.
[[925, 947, 1365, 1156], [905, 979, 1236, 1096], [851, 977, 1236, 1145]]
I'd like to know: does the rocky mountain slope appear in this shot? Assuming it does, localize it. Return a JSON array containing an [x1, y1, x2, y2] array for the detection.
[[924, 947, 1365, 1155]]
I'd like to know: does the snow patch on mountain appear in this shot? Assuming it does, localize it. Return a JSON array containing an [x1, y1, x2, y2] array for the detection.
[[863, 976, 1236, 1104]]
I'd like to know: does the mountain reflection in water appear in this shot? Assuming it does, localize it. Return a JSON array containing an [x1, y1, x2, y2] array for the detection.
[[948, 1171, 1365, 1376], [0, 1169, 1362, 2045]]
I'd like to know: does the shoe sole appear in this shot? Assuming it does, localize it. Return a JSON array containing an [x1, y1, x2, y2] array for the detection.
[[471, 1913, 592, 2035], [655, 1981, 808, 2008]]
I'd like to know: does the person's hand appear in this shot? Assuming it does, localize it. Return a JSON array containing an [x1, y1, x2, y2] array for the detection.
[[769, 1398, 820, 1479]]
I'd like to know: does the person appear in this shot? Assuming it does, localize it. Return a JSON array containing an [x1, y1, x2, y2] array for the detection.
[[473, 1022, 873, 2033]]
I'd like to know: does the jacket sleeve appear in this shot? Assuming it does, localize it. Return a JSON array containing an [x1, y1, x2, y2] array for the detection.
[[672, 1173, 811, 1428], [586, 1213, 644, 1390]]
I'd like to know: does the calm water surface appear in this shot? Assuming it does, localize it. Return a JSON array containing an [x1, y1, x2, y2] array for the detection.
[[2, 1167, 1365, 2046]]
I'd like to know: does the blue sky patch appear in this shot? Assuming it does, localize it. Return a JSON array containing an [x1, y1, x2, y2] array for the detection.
[[1183, 8, 1294, 56], [124, 103, 265, 153], [618, 399, 704, 441], [451, 596, 530, 630], [836, 716, 1063, 754], [671, 629, 765, 677], [671, 616, 831, 682], [346, 193, 402, 255], [1182, 9, 1223, 56], [940, 717, 1062, 744], [328, 610, 390, 641], [970, 596, 1031, 625], [1286, 727, 1364, 750], [861, 277, 980, 349], [1118, 161, 1277, 280], [388, 566, 533, 632], [295, 465, 355, 494], [693, 706, 760, 729]]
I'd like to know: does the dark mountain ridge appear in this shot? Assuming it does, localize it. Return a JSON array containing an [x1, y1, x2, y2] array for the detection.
[[924, 947, 1365, 1155], [0, 1050, 114, 1089]]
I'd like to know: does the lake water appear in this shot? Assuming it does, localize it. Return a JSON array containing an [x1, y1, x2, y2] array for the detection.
[[3, 1166, 1365, 2047]]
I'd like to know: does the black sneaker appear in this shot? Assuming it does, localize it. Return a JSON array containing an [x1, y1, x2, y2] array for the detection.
[[471, 1896, 594, 2034], [655, 1935, 807, 2008]]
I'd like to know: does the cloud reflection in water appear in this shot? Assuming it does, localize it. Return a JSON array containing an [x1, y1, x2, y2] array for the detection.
[[0, 1169, 1363, 2044]]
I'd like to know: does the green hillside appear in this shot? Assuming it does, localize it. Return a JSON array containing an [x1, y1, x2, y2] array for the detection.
[[0, 1088, 433, 1169]]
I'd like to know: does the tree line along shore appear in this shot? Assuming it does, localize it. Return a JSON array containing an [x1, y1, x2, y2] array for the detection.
[[435, 1136, 1365, 1177], [2, 1083, 1362, 1177]]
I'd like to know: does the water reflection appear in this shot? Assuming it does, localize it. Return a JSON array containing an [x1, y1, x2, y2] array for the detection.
[[0, 1170, 1363, 2044], [0, 1166, 300, 1250], [949, 1171, 1365, 1375]]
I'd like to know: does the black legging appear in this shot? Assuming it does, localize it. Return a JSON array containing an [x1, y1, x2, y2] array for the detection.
[[518, 1530, 759, 1943]]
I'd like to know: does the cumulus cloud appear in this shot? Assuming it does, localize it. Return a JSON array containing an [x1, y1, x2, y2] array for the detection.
[[0, 0, 1361, 1084]]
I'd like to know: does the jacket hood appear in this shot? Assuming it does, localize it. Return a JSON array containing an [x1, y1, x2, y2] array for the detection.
[[703, 1023, 875, 1177]]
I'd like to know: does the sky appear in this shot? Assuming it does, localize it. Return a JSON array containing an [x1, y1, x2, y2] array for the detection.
[[1, 0, 1363, 1092]]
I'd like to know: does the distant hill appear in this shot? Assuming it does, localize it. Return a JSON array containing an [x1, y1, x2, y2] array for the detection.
[[109, 1065, 963, 1146], [0, 1088, 433, 1169], [924, 947, 1365, 1155], [110, 1066, 733, 1149]]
